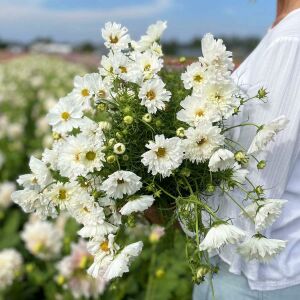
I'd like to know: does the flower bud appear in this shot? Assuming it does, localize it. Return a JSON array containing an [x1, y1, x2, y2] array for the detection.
[[179, 56, 186, 63], [123, 115, 133, 125], [155, 268, 165, 278], [257, 87, 268, 99], [107, 155, 116, 163], [234, 151, 248, 164], [206, 183, 215, 193], [257, 160, 266, 169], [108, 138, 116, 146], [122, 154, 129, 161], [142, 113, 152, 123], [97, 103, 107, 111], [176, 127, 185, 137], [113, 143, 126, 155], [255, 185, 264, 195]]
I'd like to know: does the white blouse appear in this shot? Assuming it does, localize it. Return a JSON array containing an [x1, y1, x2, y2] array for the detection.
[[218, 8, 300, 290]]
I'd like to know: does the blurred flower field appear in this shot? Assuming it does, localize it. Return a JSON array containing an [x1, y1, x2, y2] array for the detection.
[[0, 55, 192, 300]]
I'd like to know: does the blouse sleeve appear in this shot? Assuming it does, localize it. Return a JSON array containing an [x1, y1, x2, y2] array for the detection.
[[244, 36, 300, 199]]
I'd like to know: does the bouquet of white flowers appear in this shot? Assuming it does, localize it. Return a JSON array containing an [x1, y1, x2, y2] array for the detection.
[[12, 21, 289, 285]]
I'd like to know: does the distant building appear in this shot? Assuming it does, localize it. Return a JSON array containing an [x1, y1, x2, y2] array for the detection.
[[30, 42, 73, 54]]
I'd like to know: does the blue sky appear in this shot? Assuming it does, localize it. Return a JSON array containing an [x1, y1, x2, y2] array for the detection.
[[0, 0, 276, 43]]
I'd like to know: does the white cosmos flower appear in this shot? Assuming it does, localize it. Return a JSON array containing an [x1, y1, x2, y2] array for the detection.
[[238, 235, 286, 262], [102, 22, 130, 51], [201, 33, 234, 71], [244, 199, 288, 232], [247, 116, 289, 154], [135, 51, 163, 80], [0, 181, 16, 209], [209, 149, 235, 172], [0, 249, 23, 289], [99, 52, 115, 78], [47, 96, 84, 134], [89, 73, 113, 101], [199, 82, 238, 119], [176, 95, 219, 125], [21, 219, 63, 260], [120, 195, 155, 215], [199, 223, 245, 251], [101, 171, 142, 199], [70, 74, 94, 110], [181, 62, 209, 91], [184, 120, 224, 163], [139, 78, 171, 114], [141, 135, 184, 177], [57, 134, 105, 179], [103, 241, 143, 281], [112, 52, 139, 82]]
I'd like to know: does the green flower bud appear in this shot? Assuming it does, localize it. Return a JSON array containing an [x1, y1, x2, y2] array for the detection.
[[123, 115, 134, 125], [234, 151, 248, 164], [142, 113, 152, 123], [155, 119, 162, 127], [176, 127, 185, 137], [122, 154, 129, 161], [255, 185, 264, 195], [127, 215, 136, 227], [206, 183, 215, 193], [155, 268, 165, 278], [97, 103, 107, 111], [108, 138, 115, 146], [116, 132, 123, 139], [257, 160, 266, 169], [123, 106, 131, 114], [107, 155, 116, 163], [257, 87, 268, 99], [180, 167, 191, 177]]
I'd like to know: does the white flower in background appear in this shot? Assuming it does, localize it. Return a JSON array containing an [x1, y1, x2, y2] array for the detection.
[[135, 51, 163, 80], [244, 199, 288, 232], [101, 171, 142, 199], [200, 82, 238, 119], [247, 116, 289, 154], [42, 140, 64, 171], [184, 121, 224, 163], [120, 195, 155, 215], [57, 134, 105, 179], [0, 249, 23, 289], [102, 22, 130, 51], [102, 241, 143, 281], [21, 219, 63, 260], [139, 78, 171, 114], [199, 223, 245, 251], [177, 95, 219, 126], [201, 33, 234, 71], [99, 52, 115, 78], [146, 20, 167, 41], [47, 96, 84, 134], [132, 21, 167, 52], [209, 149, 235, 172], [149, 225, 165, 243], [113, 143, 126, 155], [142, 135, 184, 177], [181, 62, 208, 91], [238, 235, 286, 262], [57, 240, 106, 299], [70, 74, 94, 109], [90, 73, 113, 101], [0, 181, 16, 209]]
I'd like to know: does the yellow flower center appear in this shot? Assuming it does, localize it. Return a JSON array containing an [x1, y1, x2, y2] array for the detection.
[[214, 92, 222, 102], [58, 188, 67, 200], [61, 111, 70, 121], [100, 241, 110, 252], [195, 109, 205, 117], [146, 90, 156, 100], [144, 64, 151, 71], [81, 88, 90, 97], [119, 66, 127, 73], [98, 90, 106, 98], [156, 147, 166, 158], [196, 138, 207, 146], [109, 35, 119, 44], [193, 74, 203, 83], [85, 151, 96, 161]]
